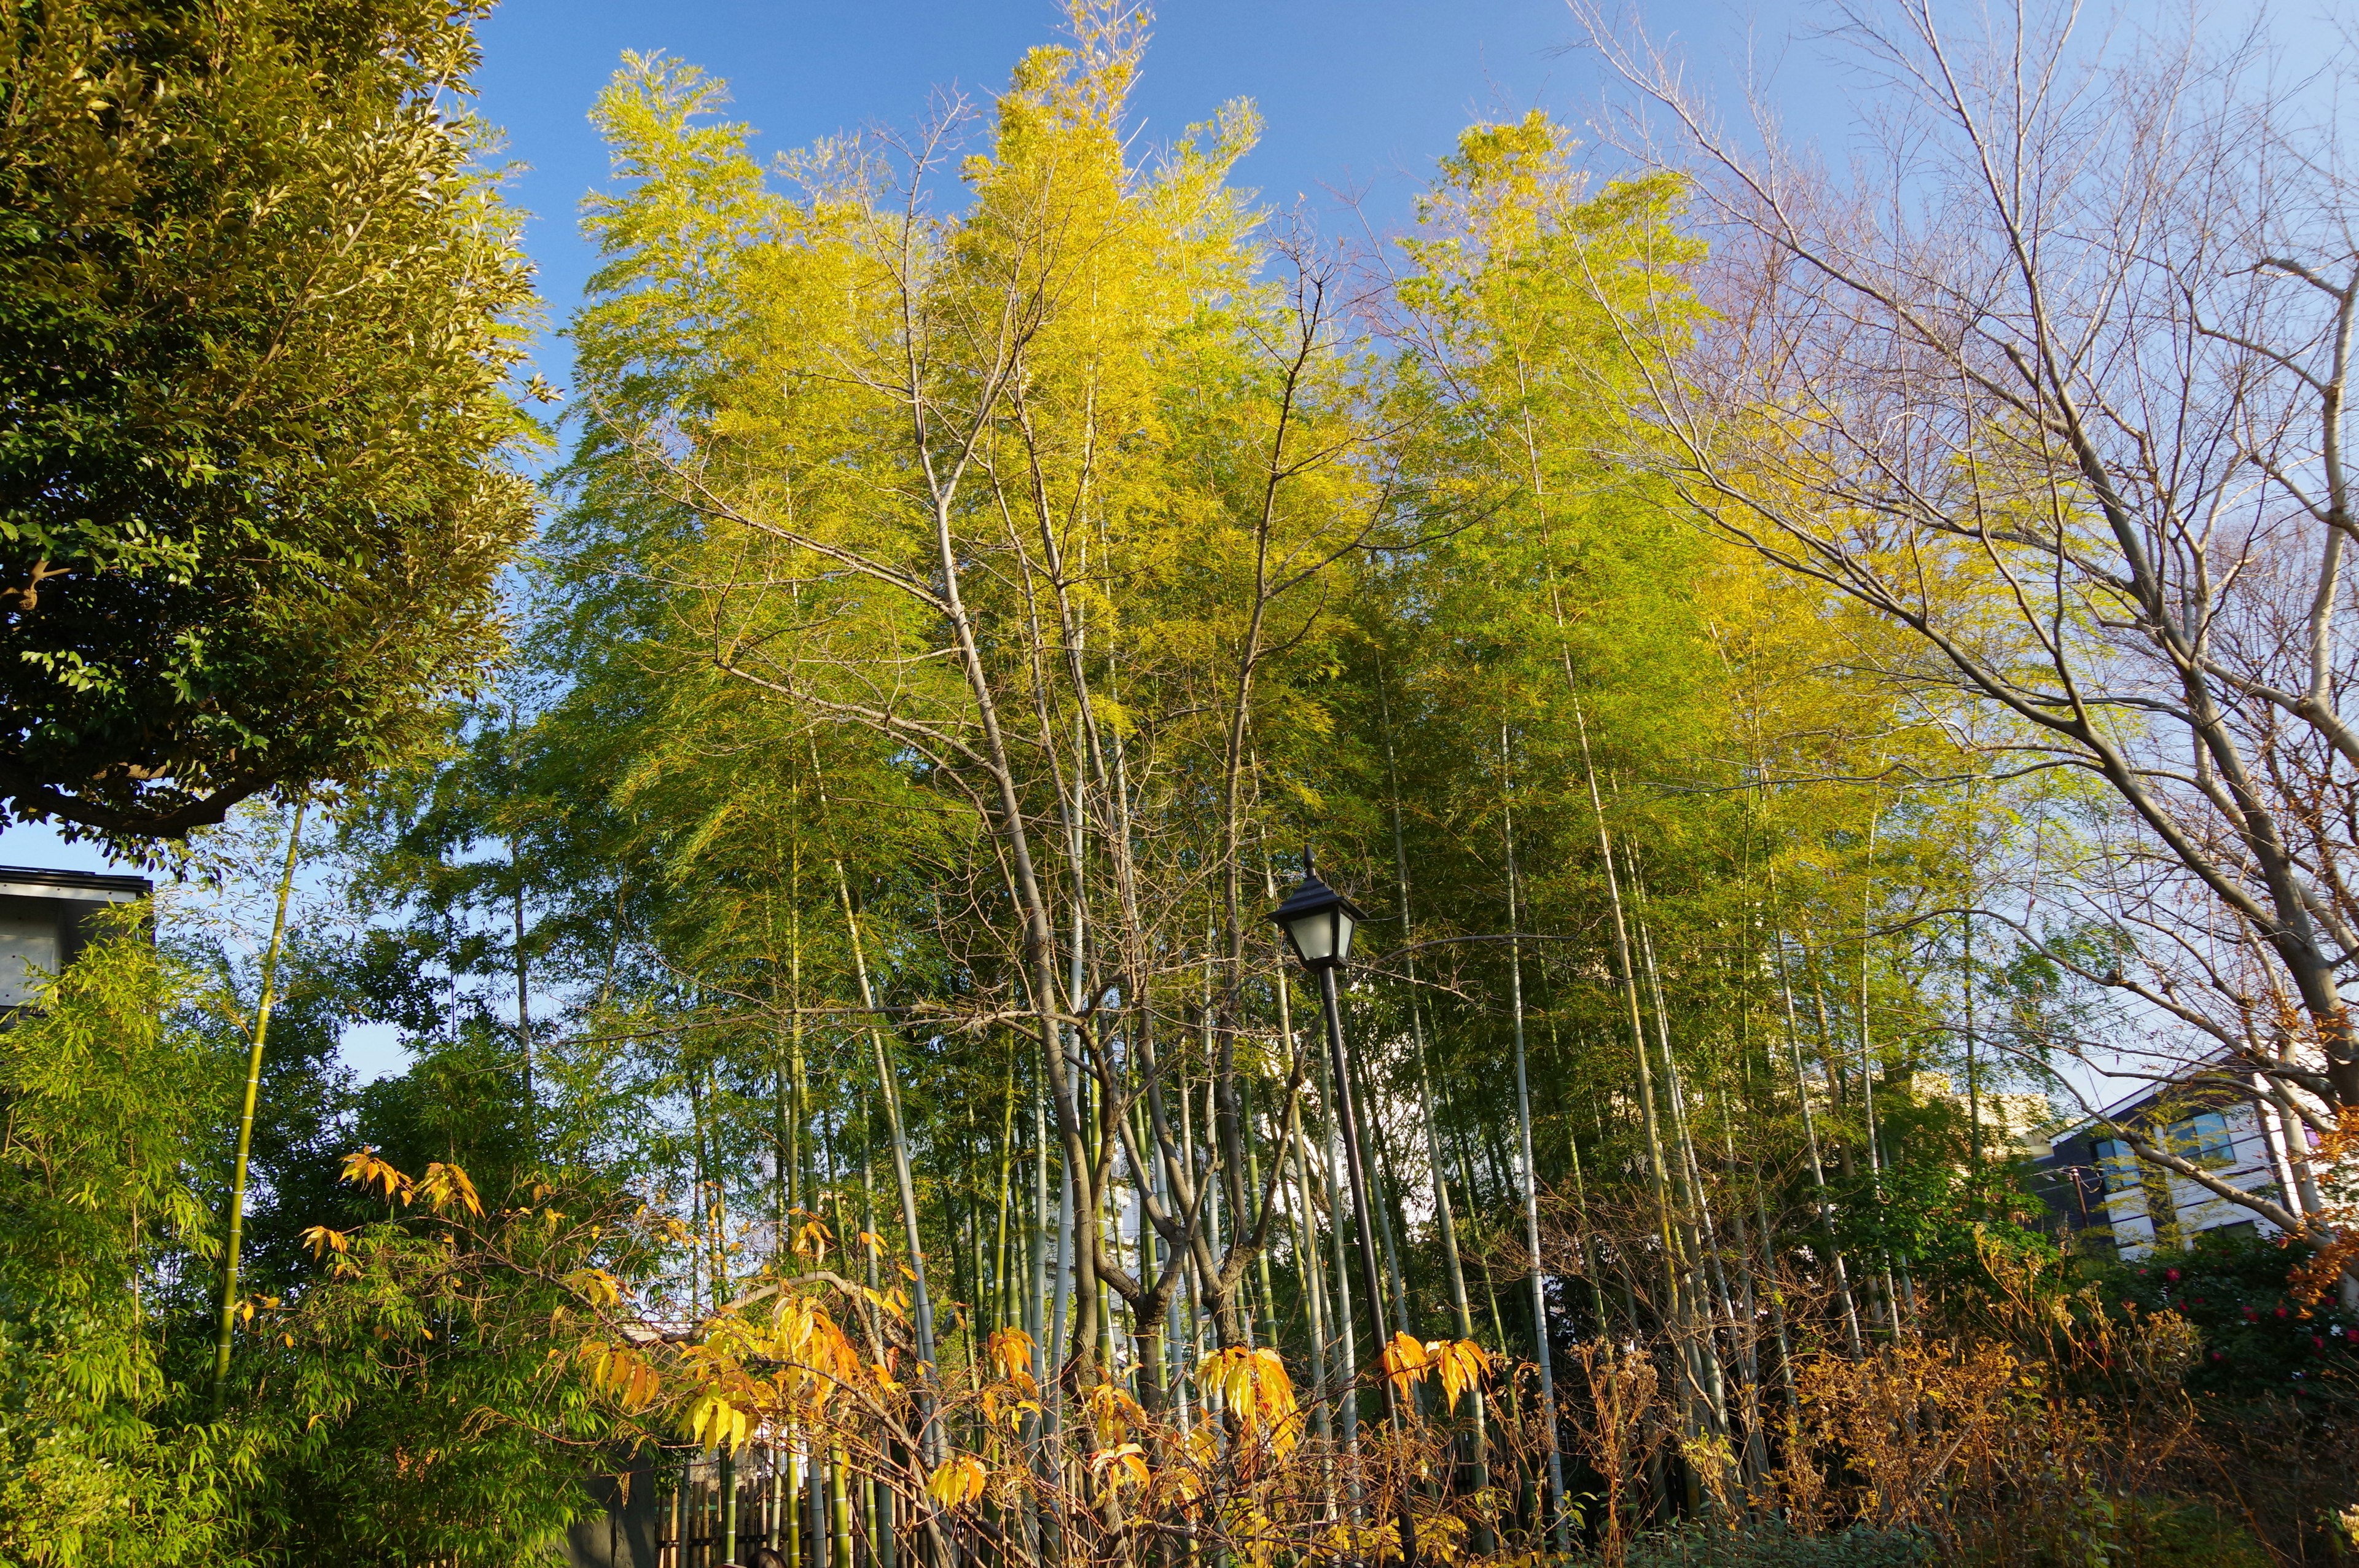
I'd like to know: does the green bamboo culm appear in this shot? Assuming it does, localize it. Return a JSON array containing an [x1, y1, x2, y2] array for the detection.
[[212, 798, 307, 1408]]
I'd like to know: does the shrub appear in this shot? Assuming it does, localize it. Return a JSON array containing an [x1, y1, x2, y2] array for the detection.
[[1624, 1518, 1932, 1567]]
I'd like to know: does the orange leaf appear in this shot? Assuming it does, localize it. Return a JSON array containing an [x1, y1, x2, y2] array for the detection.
[[1380, 1330, 1433, 1398], [927, 1454, 988, 1506], [338, 1147, 410, 1202], [299, 1225, 350, 1260]]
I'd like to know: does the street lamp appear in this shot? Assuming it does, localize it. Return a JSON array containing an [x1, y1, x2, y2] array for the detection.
[[1270, 859, 1363, 973], [1269, 855, 1417, 1568]]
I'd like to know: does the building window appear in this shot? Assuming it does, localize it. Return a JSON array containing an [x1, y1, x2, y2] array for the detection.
[[2166, 1111, 2236, 1169], [2094, 1139, 2141, 1193]]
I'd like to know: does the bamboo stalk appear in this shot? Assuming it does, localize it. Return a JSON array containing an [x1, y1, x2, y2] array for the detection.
[[1772, 919, 1865, 1358], [1285, 1088, 1336, 1452], [995, 1062, 1017, 1330], [213, 797, 307, 1406], [1637, 913, 1734, 1447], [1573, 710, 1688, 1442], [1499, 729, 1568, 1551]]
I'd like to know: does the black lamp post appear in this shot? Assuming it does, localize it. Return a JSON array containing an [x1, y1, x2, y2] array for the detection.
[[1270, 856, 1417, 1568]]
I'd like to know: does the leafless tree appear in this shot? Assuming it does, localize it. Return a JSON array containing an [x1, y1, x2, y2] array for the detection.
[[1565, 0, 2356, 1237]]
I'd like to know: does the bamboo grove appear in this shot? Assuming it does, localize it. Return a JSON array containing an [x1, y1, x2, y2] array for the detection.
[[424, 4, 2118, 1556], [15, 4, 2355, 1566]]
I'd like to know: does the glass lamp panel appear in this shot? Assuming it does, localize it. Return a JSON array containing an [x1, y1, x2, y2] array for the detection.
[[1286, 910, 1337, 965], [1332, 906, 1358, 964]]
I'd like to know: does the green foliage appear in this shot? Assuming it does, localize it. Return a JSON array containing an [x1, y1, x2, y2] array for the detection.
[[0, 908, 646, 1565], [2106, 1499, 2275, 1568], [0, 910, 260, 1564], [233, 1168, 634, 1566], [1958, 1496, 2273, 1568], [0, 0, 539, 849], [2099, 1231, 2358, 1405]]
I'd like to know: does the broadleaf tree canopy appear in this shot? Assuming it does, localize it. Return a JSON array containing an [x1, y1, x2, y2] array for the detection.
[[0, 0, 539, 850]]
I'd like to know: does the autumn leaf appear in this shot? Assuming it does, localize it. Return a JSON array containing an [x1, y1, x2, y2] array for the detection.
[[1199, 1346, 1302, 1458], [338, 1146, 410, 1203], [579, 1341, 663, 1410], [986, 1325, 1036, 1384], [1086, 1378, 1148, 1446], [683, 1392, 749, 1453], [418, 1161, 483, 1217], [1089, 1442, 1150, 1492], [568, 1268, 624, 1309], [927, 1453, 987, 1506], [1433, 1339, 1493, 1413], [1380, 1330, 1434, 1398], [793, 1213, 833, 1262], [299, 1225, 350, 1259]]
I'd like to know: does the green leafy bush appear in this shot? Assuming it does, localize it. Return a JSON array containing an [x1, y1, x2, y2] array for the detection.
[[2098, 1229, 2358, 1403]]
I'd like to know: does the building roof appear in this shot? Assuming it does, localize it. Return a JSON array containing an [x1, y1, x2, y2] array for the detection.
[[2038, 1047, 2269, 1148], [0, 865, 152, 902]]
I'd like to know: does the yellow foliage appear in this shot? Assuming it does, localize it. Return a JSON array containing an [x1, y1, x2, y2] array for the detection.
[[567, 1268, 624, 1309], [1379, 1330, 1433, 1398], [339, 1146, 409, 1203], [1413, 1507, 1471, 1566], [578, 1340, 664, 1410], [1433, 1340, 1492, 1413], [1090, 1441, 1150, 1493], [335, 1149, 484, 1222], [792, 1213, 832, 1262], [927, 1453, 988, 1507], [417, 1161, 482, 1217], [1323, 1519, 1404, 1566], [1199, 1346, 1302, 1459], [1378, 1334, 1492, 1413], [299, 1225, 348, 1258], [683, 1391, 749, 1454], [857, 1283, 907, 1322], [985, 1325, 1036, 1384], [1085, 1378, 1148, 1448], [980, 1384, 1043, 1431]]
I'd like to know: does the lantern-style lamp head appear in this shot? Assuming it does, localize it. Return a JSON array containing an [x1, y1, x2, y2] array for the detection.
[[1268, 855, 1367, 972]]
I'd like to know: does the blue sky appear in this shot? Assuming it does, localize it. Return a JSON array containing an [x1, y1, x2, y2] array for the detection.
[[479, 0, 1633, 373]]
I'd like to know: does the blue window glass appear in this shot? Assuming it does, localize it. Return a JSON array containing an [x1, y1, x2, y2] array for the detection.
[[2167, 1112, 2236, 1169], [2094, 1139, 2141, 1193]]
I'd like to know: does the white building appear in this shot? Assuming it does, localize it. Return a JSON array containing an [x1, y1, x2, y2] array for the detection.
[[2032, 1081, 2320, 1262]]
